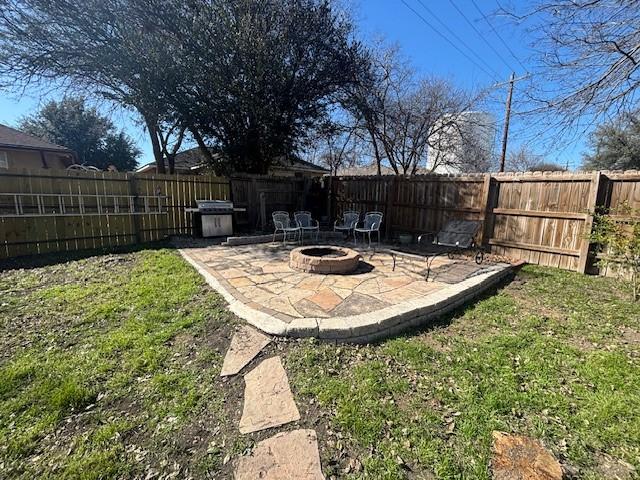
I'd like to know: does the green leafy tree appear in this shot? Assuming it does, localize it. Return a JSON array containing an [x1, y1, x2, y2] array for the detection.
[[171, 0, 368, 174], [0, 0, 189, 173], [20, 97, 140, 171], [583, 113, 640, 171], [589, 202, 640, 301], [0, 0, 366, 175]]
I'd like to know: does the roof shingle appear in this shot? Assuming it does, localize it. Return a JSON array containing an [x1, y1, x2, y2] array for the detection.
[[0, 123, 72, 152]]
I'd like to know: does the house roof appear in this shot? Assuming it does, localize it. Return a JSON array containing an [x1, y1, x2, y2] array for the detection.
[[138, 147, 329, 174], [0, 123, 73, 153], [270, 155, 329, 174]]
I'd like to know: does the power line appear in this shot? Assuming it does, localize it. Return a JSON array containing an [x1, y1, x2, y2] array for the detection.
[[414, 0, 503, 79], [400, 0, 500, 82], [447, 0, 516, 73], [470, 0, 528, 73]]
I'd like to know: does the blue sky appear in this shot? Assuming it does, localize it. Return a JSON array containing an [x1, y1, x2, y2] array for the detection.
[[0, 0, 586, 169]]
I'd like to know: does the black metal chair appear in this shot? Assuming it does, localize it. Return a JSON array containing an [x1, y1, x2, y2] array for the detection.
[[392, 219, 485, 281]]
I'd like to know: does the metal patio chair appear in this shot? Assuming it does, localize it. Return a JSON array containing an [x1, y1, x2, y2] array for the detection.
[[334, 210, 360, 239], [272, 211, 300, 245], [294, 210, 320, 244], [355, 211, 383, 247], [391, 219, 485, 281]]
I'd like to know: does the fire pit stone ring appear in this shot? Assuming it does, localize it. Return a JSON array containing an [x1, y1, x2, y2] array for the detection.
[[290, 245, 361, 274]]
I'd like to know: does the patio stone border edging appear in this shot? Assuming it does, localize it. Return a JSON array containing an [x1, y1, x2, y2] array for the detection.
[[224, 231, 345, 247], [179, 248, 513, 343]]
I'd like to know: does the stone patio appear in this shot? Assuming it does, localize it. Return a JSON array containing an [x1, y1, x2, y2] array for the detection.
[[180, 241, 512, 342]]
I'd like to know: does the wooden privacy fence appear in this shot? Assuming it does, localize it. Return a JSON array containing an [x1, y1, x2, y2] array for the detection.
[[230, 175, 309, 231], [0, 169, 229, 259], [2, 167, 639, 273], [332, 170, 640, 273]]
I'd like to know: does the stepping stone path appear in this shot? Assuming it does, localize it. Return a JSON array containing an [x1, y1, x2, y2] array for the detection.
[[239, 356, 300, 434], [220, 325, 271, 376], [219, 325, 324, 478], [235, 429, 324, 480], [491, 431, 563, 480]]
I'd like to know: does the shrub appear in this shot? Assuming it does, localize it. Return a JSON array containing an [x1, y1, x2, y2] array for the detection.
[[589, 202, 640, 301]]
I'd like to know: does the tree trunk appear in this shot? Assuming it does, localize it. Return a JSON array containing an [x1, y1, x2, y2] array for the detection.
[[144, 115, 165, 174], [189, 126, 216, 166], [367, 123, 383, 175], [167, 153, 176, 174]]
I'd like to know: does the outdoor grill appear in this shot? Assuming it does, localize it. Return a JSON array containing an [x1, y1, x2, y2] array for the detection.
[[187, 200, 234, 237]]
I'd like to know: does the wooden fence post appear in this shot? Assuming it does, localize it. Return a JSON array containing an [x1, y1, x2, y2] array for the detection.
[[128, 173, 141, 244], [259, 191, 267, 232], [577, 171, 608, 273], [478, 173, 495, 248], [251, 177, 259, 230], [326, 175, 333, 223], [385, 176, 397, 240]]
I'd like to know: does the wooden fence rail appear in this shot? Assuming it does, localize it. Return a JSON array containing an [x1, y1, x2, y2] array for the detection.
[[0, 169, 230, 259], [333, 170, 640, 273]]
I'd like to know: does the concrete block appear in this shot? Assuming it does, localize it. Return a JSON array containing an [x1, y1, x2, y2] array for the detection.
[[317, 317, 352, 339], [285, 318, 319, 338]]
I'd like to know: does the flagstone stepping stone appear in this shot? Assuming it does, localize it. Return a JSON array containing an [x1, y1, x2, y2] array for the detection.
[[220, 325, 271, 377], [239, 356, 300, 434], [235, 429, 324, 480], [491, 431, 563, 480]]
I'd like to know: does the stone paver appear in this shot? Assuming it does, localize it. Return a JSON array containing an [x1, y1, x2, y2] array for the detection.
[[306, 288, 343, 311], [491, 431, 563, 480], [220, 325, 271, 377], [239, 356, 300, 434], [228, 277, 255, 288], [235, 429, 324, 480]]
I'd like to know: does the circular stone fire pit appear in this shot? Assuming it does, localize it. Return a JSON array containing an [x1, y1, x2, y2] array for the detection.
[[290, 246, 361, 274]]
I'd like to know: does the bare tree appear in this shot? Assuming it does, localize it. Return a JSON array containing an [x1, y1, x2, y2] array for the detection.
[[506, 144, 565, 172], [303, 107, 365, 174], [374, 77, 484, 175], [343, 43, 411, 175], [0, 0, 187, 173], [506, 145, 543, 172], [316, 127, 359, 176], [505, 1, 640, 135], [347, 43, 488, 175]]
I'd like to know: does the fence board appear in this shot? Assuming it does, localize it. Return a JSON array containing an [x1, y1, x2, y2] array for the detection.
[[334, 170, 640, 272], [0, 169, 230, 259]]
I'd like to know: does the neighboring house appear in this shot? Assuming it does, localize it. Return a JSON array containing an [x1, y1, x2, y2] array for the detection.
[[136, 147, 329, 178], [0, 123, 76, 171]]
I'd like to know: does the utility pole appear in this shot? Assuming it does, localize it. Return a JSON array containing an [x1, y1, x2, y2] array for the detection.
[[499, 72, 515, 172]]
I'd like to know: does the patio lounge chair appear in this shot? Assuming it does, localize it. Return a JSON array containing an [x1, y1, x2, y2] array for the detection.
[[355, 211, 383, 247], [294, 211, 320, 244], [334, 210, 360, 239], [272, 211, 300, 245], [393, 219, 484, 281]]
